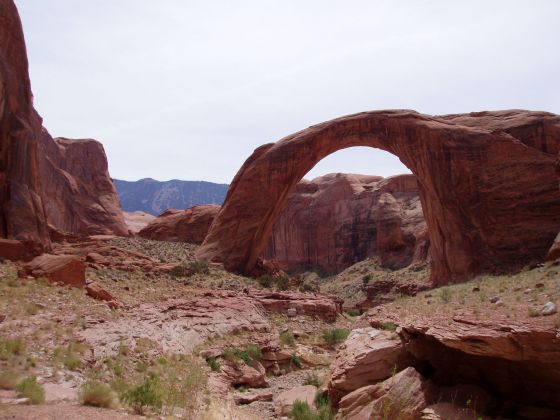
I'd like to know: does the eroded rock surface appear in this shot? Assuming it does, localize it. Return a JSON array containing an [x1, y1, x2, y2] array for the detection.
[[328, 328, 410, 404], [263, 173, 427, 274], [138, 204, 220, 244], [19, 254, 85, 287], [122, 211, 155, 234], [199, 110, 560, 284]]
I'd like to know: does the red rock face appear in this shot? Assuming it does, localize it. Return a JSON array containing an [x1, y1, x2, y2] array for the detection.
[[263, 173, 427, 274], [198, 110, 560, 284], [0, 1, 128, 248], [0, 0, 50, 248], [138, 204, 220, 244]]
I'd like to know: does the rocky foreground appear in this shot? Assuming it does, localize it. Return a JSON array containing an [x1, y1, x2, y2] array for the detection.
[[1, 236, 559, 419]]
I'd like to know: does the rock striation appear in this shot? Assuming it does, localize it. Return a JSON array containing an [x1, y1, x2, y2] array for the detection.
[[138, 205, 220, 244], [264, 173, 427, 274], [0, 1, 127, 251], [198, 110, 560, 284]]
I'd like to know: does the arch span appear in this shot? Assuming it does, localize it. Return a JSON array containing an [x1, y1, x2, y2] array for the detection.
[[197, 110, 560, 284]]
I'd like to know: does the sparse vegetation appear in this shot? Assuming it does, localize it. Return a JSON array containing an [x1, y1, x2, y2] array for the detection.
[[124, 375, 163, 414], [379, 321, 397, 331], [0, 370, 20, 389], [439, 287, 452, 303], [222, 344, 262, 365], [280, 331, 296, 347], [79, 380, 118, 408], [291, 353, 302, 368], [304, 372, 320, 387], [322, 328, 349, 346], [289, 399, 333, 420], [188, 260, 210, 274], [362, 274, 372, 285], [15, 375, 45, 404], [258, 273, 291, 290], [345, 308, 361, 317], [0, 337, 26, 359], [206, 357, 220, 372]]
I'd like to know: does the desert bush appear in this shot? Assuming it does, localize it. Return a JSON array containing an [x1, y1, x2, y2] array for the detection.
[[79, 381, 118, 408], [379, 321, 397, 331], [304, 372, 320, 387], [439, 287, 452, 303], [291, 353, 302, 368], [0, 338, 25, 359], [188, 260, 210, 274], [0, 370, 20, 389], [290, 400, 333, 420], [280, 331, 296, 347], [322, 328, 349, 346], [206, 357, 220, 372], [169, 264, 189, 278], [15, 375, 45, 404], [276, 274, 290, 290], [124, 375, 163, 414], [223, 344, 262, 365], [258, 273, 290, 290], [345, 308, 361, 317], [362, 274, 372, 285]]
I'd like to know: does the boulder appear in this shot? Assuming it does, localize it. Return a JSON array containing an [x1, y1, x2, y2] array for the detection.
[[328, 328, 409, 405], [85, 282, 115, 302], [338, 367, 433, 420], [275, 385, 317, 416], [220, 361, 267, 388], [264, 173, 427, 275], [138, 205, 220, 244], [234, 392, 273, 405], [198, 110, 560, 284], [20, 254, 85, 287], [0, 239, 25, 261]]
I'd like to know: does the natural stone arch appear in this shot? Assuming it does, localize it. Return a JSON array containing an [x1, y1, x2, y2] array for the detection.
[[197, 110, 560, 284]]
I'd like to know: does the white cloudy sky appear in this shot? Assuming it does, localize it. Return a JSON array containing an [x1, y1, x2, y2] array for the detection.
[[16, 0, 560, 184]]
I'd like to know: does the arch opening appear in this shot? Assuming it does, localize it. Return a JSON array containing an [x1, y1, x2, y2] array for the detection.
[[262, 147, 427, 277], [197, 110, 560, 285]]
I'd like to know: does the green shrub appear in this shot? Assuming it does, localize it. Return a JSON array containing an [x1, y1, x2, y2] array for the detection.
[[290, 400, 333, 420], [224, 344, 262, 365], [304, 372, 320, 387], [0, 338, 25, 359], [124, 375, 163, 414], [188, 260, 210, 274], [291, 353, 302, 368], [379, 322, 397, 331], [258, 274, 274, 288], [280, 331, 296, 347], [439, 287, 452, 303], [206, 357, 220, 372], [322, 328, 349, 346], [15, 376, 45, 404], [0, 370, 20, 390], [79, 381, 118, 408], [135, 361, 149, 372], [276, 274, 290, 291], [362, 274, 372, 285], [345, 308, 361, 317]]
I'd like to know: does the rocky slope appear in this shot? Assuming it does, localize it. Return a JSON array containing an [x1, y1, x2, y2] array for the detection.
[[199, 110, 560, 284], [0, 0, 127, 248], [114, 178, 228, 216], [264, 173, 427, 275]]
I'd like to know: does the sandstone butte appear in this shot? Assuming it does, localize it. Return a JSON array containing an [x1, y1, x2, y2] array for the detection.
[[139, 173, 427, 275], [138, 205, 221, 244], [0, 0, 127, 255], [197, 109, 560, 284]]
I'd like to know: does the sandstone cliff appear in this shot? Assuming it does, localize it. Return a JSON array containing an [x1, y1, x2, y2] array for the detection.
[[0, 0, 127, 248], [263, 173, 427, 274]]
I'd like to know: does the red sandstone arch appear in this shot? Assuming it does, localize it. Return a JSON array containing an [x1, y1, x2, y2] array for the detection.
[[197, 110, 560, 284]]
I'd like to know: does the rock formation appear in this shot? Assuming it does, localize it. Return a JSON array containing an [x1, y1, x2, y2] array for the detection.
[[198, 110, 560, 284], [0, 0, 127, 251], [264, 173, 427, 274], [122, 211, 155, 234], [138, 205, 220, 244]]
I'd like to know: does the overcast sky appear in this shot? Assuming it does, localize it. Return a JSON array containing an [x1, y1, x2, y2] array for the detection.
[[15, 1, 560, 184]]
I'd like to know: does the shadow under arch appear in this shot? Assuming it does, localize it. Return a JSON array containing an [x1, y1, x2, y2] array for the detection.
[[197, 109, 560, 284]]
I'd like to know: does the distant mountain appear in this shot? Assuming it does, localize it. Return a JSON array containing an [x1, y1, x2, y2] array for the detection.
[[114, 178, 228, 216]]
